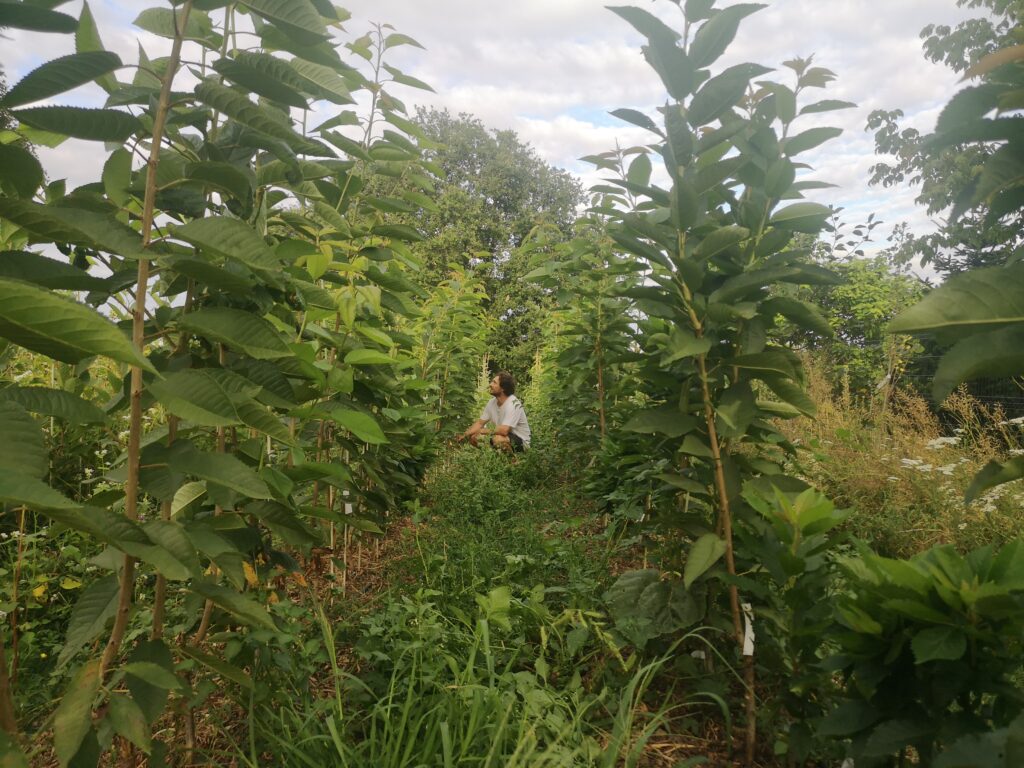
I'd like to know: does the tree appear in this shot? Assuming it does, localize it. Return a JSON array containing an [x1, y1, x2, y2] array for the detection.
[[389, 109, 585, 377], [867, 0, 1024, 274]]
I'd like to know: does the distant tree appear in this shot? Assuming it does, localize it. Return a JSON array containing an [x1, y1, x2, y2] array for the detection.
[[392, 109, 585, 376], [867, 0, 1024, 275]]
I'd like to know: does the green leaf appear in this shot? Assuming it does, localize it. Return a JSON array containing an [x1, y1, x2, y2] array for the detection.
[[662, 326, 712, 363], [732, 351, 799, 379], [608, 6, 680, 47], [106, 694, 151, 755], [933, 326, 1024, 402], [330, 407, 388, 444], [693, 225, 750, 260], [193, 79, 309, 150], [290, 59, 353, 104], [382, 63, 435, 92], [122, 662, 182, 691], [0, 144, 44, 197], [54, 660, 100, 767], [143, 520, 202, 579], [0, 198, 147, 259], [889, 263, 1024, 340], [172, 216, 279, 272], [0, 731, 29, 768], [0, 278, 153, 370], [623, 405, 698, 437], [966, 457, 1024, 505], [239, 0, 328, 44], [213, 53, 309, 109], [782, 126, 842, 156], [148, 368, 258, 426], [102, 147, 133, 207], [177, 645, 254, 690], [184, 162, 254, 203], [76, 2, 119, 93], [688, 63, 772, 127], [344, 348, 394, 365], [689, 4, 766, 68], [716, 383, 756, 438], [13, 106, 141, 142], [0, 52, 122, 108], [759, 376, 815, 418], [761, 297, 833, 337], [799, 99, 856, 115], [0, 473, 81, 512], [190, 581, 276, 630], [610, 107, 663, 135], [769, 201, 832, 233], [0, 401, 48, 477], [57, 574, 119, 668], [0, 386, 107, 424], [911, 626, 967, 664], [168, 445, 272, 500], [171, 482, 206, 517], [178, 308, 291, 360], [0, 2, 77, 33], [133, 7, 215, 42], [684, 533, 727, 589]]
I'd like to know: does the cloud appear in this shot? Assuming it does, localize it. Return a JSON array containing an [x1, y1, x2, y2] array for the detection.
[[1, 0, 985, 254]]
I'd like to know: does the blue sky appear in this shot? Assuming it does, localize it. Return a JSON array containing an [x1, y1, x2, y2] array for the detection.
[[2, 0, 977, 268]]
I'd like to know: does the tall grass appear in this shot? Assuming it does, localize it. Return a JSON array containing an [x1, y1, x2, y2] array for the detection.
[[781, 356, 1024, 556]]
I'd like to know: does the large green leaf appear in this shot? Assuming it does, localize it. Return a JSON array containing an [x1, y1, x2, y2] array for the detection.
[[177, 645, 254, 690], [344, 348, 394, 365], [769, 201, 832, 233], [178, 307, 291, 360], [0, 279, 153, 370], [190, 581, 276, 629], [933, 326, 1024, 402], [54, 660, 100, 767], [330, 407, 387, 444], [172, 216, 280, 271], [58, 575, 119, 668], [168, 444, 272, 499], [0, 199, 147, 259], [693, 225, 750, 260], [0, 473, 81, 512], [184, 162, 255, 203], [76, 2, 119, 93], [193, 80, 310, 151], [761, 296, 833, 337], [683, 533, 727, 588], [13, 106, 141, 142], [0, 250, 110, 292], [0, 52, 122, 108], [623, 405, 698, 437], [148, 368, 259, 426], [0, 2, 77, 33], [142, 520, 202, 580], [213, 53, 309, 109], [0, 144, 44, 197], [106, 694, 150, 754], [0, 386, 107, 424], [607, 6, 680, 47], [290, 58, 353, 104], [239, 0, 329, 44], [689, 3, 765, 68], [911, 626, 967, 664], [782, 126, 843, 157], [889, 263, 1024, 341], [133, 7, 216, 42], [688, 63, 771, 127], [0, 402, 47, 477], [125, 640, 177, 724]]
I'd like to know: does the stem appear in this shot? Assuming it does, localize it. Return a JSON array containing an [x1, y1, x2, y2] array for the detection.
[[0, 629, 16, 735], [100, 0, 194, 678]]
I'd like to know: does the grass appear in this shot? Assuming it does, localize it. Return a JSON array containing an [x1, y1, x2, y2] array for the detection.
[[780, 357, 1024, 556]]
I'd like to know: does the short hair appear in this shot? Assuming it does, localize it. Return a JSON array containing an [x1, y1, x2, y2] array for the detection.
[[496, 371, 516, 396]]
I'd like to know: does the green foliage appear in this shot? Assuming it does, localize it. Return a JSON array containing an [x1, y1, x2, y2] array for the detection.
[[824, 540, 1024, 764]]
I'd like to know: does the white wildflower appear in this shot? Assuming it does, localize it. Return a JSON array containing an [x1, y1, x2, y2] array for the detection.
[[901, 458, 924, 467], [926, 436, 960, 450], [937, 464, 957, 476], [958, 523, 968, 530]]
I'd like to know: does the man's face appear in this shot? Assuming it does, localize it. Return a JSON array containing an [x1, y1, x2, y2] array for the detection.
[[489, 376, 502, 396]]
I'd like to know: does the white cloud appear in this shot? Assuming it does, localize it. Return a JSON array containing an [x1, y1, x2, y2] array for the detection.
[[1, 0, 984, 253]]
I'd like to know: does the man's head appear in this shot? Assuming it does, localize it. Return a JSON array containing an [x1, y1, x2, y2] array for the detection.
[[490, 371, 516, 397]]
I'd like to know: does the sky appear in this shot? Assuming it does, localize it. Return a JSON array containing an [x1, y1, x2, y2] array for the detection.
[[1, 0, 977, 264]]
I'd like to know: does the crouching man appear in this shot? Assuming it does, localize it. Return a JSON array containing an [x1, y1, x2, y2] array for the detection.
[[456, 371, 531, 453]]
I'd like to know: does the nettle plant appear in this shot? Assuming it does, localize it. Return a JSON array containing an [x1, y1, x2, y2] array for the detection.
[[592, 0, 850, 759], [0, 0, 438, 763]]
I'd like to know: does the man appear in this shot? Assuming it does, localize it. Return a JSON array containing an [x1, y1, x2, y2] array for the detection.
[[457, 371, 531, 452]]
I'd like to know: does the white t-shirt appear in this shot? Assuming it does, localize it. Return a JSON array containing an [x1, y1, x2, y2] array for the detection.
[[480, 394, 531, 447]]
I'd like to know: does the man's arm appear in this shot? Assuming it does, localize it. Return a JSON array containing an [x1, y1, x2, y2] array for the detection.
[[457, 418, 489, 443]]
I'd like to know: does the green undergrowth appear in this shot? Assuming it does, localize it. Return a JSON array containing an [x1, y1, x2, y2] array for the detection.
[[239, 446, 683, 767]]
